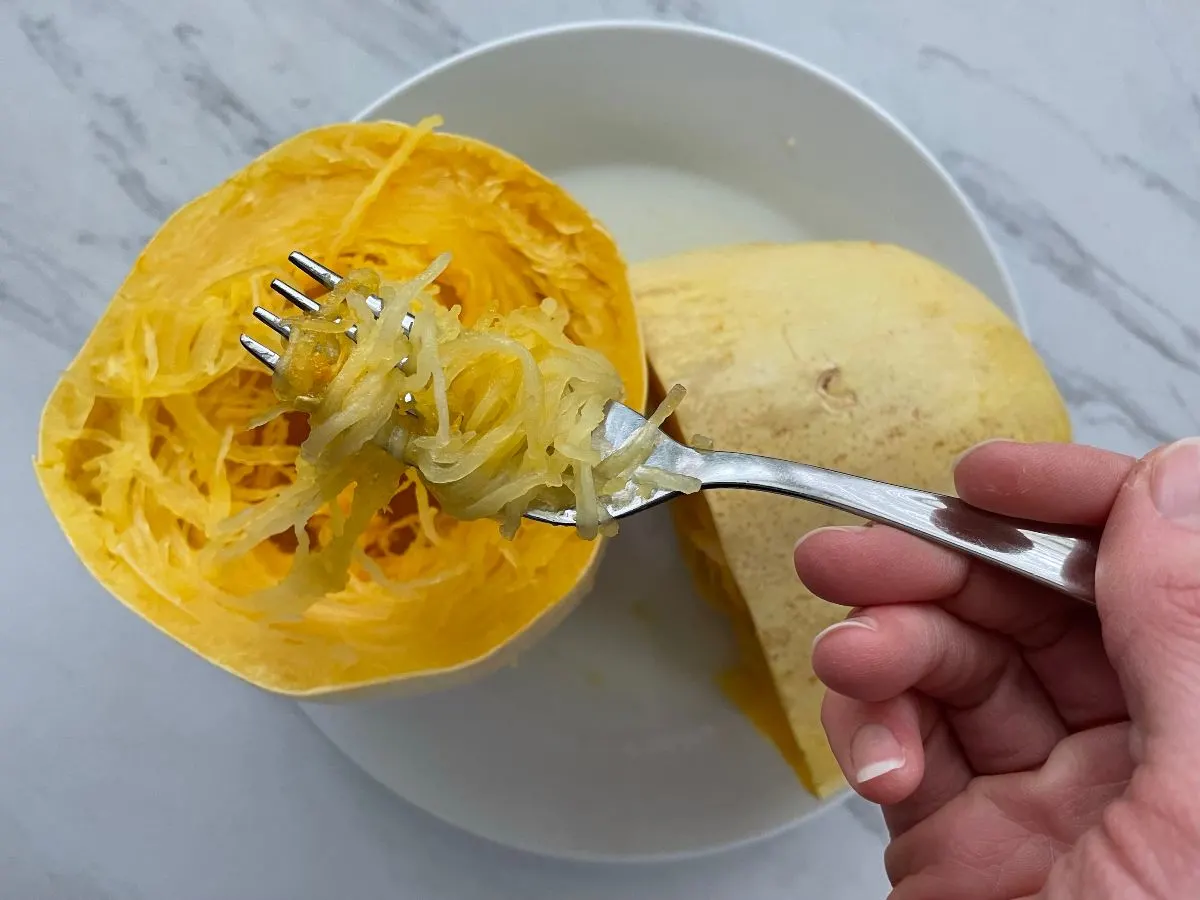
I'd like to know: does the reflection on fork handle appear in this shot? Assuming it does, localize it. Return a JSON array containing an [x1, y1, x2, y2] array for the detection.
[[697, 450, 1099, 605]]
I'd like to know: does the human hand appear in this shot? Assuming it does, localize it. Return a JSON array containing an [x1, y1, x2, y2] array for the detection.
[[795, 440, 1200, 899]]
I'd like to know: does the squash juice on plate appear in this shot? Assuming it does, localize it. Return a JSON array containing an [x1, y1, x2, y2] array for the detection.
[[35, 118, 1069, 798]]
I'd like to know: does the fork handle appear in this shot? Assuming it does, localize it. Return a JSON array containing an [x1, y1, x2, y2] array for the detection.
[[698, 451, 1099, 604]]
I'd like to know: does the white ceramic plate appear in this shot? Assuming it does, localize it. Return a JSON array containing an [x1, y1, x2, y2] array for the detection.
[[300, 20, 1024, 863]]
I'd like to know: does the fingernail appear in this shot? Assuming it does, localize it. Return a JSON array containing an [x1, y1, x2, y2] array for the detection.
[[1151, 438, 1200, 528], [811, 616, 875, 652], [951, 437, 1014, 471], [794, 524, 869, 555], [851, 723, 905, 784]]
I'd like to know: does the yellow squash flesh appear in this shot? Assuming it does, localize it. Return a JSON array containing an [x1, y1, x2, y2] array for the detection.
[[35, 119, 646, 697], [630, 241, 1071, 796]]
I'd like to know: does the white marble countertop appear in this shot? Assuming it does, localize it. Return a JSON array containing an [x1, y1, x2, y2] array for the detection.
[[3, 1, 1198, 897]]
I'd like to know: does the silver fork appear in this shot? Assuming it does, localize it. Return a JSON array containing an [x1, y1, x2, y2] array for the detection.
[[239, 251, 413, 371], [241, 251, 416, 404], [242, 253, 1100, 605], [522, 403, 1099, 604]]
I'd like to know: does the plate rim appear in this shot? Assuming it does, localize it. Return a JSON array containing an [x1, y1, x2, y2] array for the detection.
[[352, 18, 1027, 337], [301, 698, 851, 865]]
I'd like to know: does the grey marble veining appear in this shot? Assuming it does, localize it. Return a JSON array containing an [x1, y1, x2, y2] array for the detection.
[[1, 1, 1197, 898]]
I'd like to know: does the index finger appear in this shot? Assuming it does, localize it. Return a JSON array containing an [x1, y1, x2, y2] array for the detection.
[[953, 440, 1134, 526]]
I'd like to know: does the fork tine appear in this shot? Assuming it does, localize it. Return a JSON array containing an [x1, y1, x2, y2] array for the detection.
[[253, 306, 291, 339], [288, 251, 342, 290], [242, 252, 416, 376], [270, 278, 321, 314], [240, 334, 280, 371], [266, 289, 365, 344], [289, 251, 384, 317]]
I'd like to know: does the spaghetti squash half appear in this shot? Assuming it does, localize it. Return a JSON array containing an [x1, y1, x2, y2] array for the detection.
[[631, 241, 1072, 797], [35, 118, 646, 696]]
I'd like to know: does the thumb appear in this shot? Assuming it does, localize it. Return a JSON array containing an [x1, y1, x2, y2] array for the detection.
[[1098, 437, 1200, 749]]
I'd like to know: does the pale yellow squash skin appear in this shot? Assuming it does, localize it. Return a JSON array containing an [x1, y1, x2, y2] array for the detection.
[[631, 241, 1071, 796], [35, 121, 646, 699]]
